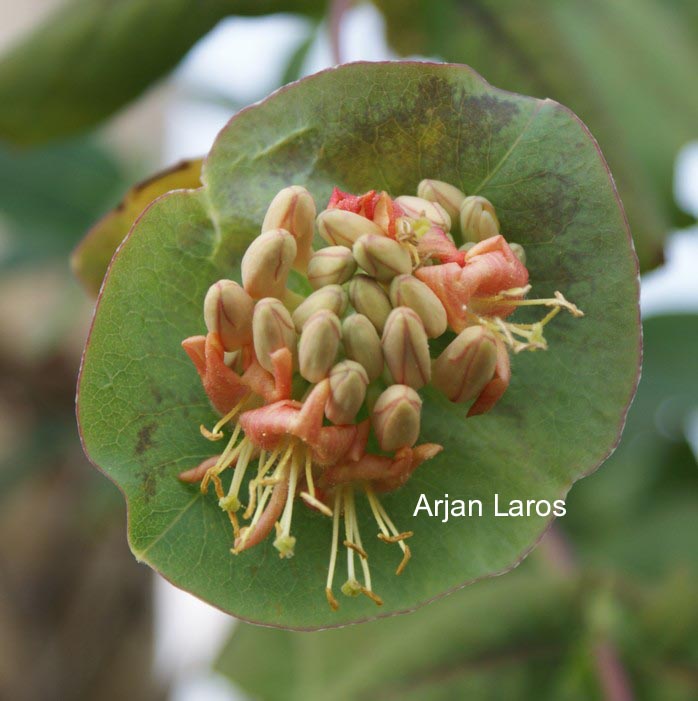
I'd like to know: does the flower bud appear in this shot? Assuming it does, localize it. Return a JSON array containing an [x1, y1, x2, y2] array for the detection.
[[325, 360, 369, 425], [203, 279, 254, 351], [252, 298, 297, 373], [458, 241, 476, 253], [381, 307, 431, 389], [261, 186, 316, 270], [459, 196, 500, 243], [342, 314, 384, 382], [371, 384, 421, 451], [432, 326, 498, 403], [306, 246, 357, 289], [352, 233, 412, 281], [509, 242, 526, 266], [417, 179, 466, 221], [241, 228, 297, 299], [389, 274, 447, 338], [394, 196, 451, 232], [298, 310, 342, 383], [316, 209, 385, 248], [291, 284, 348, 332], [348, 275, 392, 334]]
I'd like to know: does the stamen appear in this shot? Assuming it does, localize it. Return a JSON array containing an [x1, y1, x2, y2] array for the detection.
[[299, 446, 333, 517], [274, 445, 302, 558], [243, 449, 266, 520], [343, 540, 368, 559], [199, 396, 249, 441], [303, 447, 315, 499], [476, 289, 584, 353], [300, 492, 333, 518], [325, 488, 342, 611], [237, 483, 273, 551], [341, 487, 382, 606], [201, 422, 243, 493], [366, 487, 412, 576], [235, 441, 295, 553], [218, 438, 255, 513], [478, 288, 583, 316]]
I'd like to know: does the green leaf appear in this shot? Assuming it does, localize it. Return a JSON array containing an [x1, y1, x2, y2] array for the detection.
[[0, 0, 325, 144], [372, 0, 698, 271], [71, 157, 203, 296], [563, 314, 698, 576], [215, 566, 698, 700], [216, 569, 583, 701], [0, 137, 127, 268], [77, 62, 640, 628]]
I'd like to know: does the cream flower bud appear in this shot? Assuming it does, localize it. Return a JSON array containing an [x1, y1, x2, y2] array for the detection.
[[341, 314, 384, 382], [203, 279, 254, 351], [348, 274, 392, 334], [381, 307, 431, 389], [261, 186, 316, 270], [241, 228, 297, 299], [298, 310, 342, 383], [394, 195, 451, 232], [417, 179, 466, 221], [432, 326, 498, 403], [325, 360, 369, 425], [316, 209, 385, 248], [352, 233, 412, 281], [371, 384, 422, 451], [252, 297, 297, 373], [306, 246, 357, 289], [389, 274, 447, 338], [291, 284, 348, 332], [459, 196, 500, 243], [509, 242, 526, 266]]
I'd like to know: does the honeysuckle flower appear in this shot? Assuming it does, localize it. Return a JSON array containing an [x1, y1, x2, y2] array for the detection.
[[352, 233, 413, 281], [417, 179, 467, 221], [177, 175, 583, 612], [414, 234, 530, 329], [341, 314, 384, 382], [394, 195, 452, 232], [326, 186, 404, 238], [460, 195, 500, 243], [388, 274, 448, 338], [306, 246, 357, 288], [241, 228, 297, 300], [261, 186, 316, 271], [203, 280, 254, 352], [347, 274, 392, 333]]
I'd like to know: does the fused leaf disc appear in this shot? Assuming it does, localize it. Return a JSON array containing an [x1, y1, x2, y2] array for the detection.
[[77, 62, 640, 628]]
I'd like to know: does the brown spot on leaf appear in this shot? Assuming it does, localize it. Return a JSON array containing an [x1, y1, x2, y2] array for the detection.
[[135, 422, 157, 456]]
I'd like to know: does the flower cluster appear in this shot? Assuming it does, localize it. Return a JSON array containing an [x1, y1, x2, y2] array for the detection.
[[180, 180, 582, 609]]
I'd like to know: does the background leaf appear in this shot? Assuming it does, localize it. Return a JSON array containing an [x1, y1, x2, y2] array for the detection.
[[372, 0, 698, 271], [215, 565, 698, 700], [77, 62, 640, 628], [0, 0, 326, 145], [71, 157, 203, 296], [562, 314, 698, 576], [0, 137, 128, 268]]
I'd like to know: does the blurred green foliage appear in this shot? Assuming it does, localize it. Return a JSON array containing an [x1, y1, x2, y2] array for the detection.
[[0, 0, 326, 145], [0, 138, 129, 269]]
